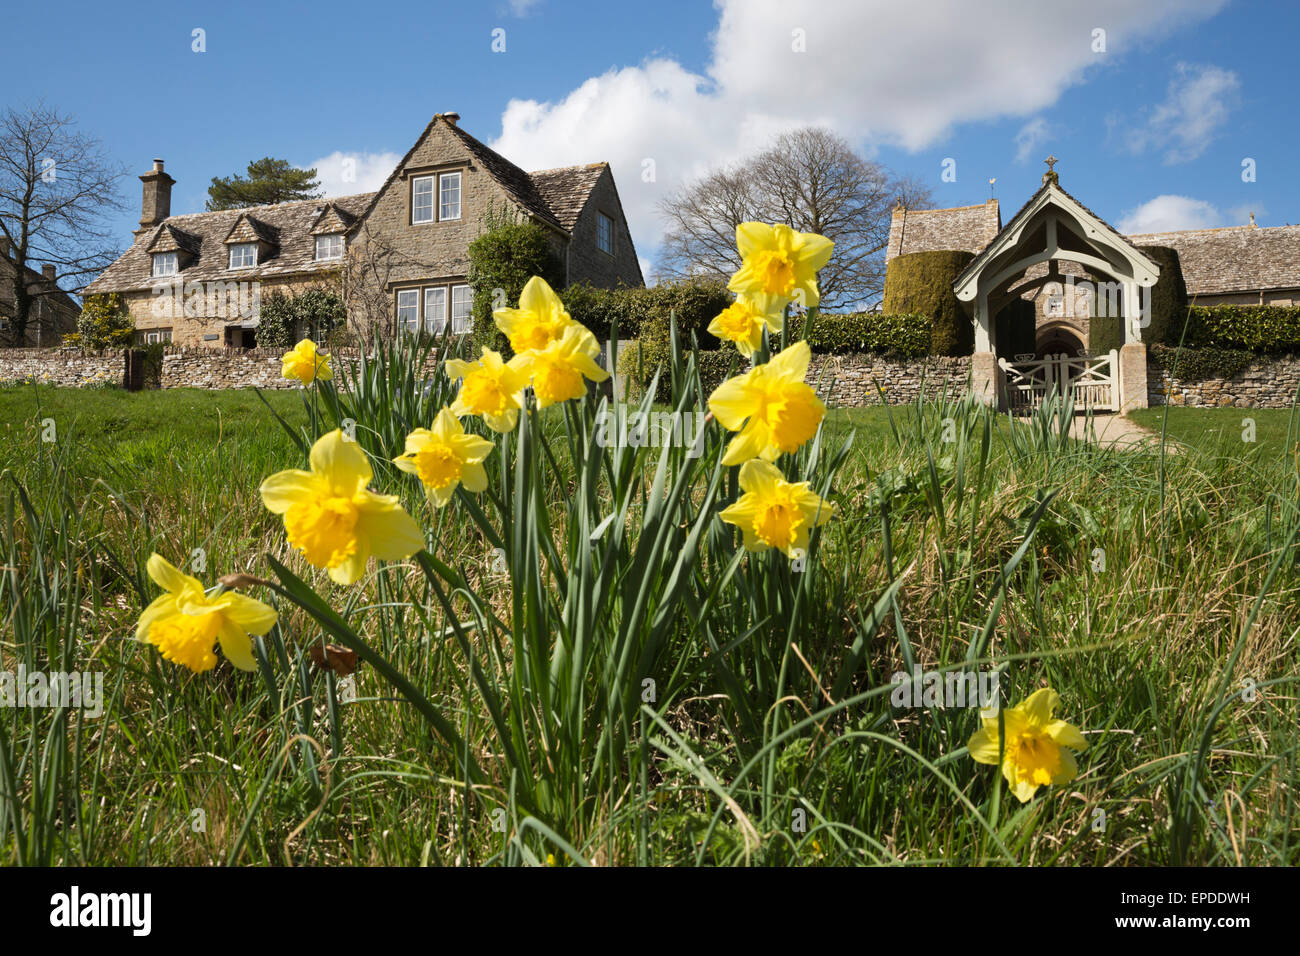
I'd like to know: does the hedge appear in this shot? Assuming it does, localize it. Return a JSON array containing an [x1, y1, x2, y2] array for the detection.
[[882, 250, 976, 355], [1134, 245, 1187, 347], [564, 279, 731, 345], [1182, 304, 1300, 354], [1148, 344, 1256, 381], [795, 310, 930, 357], [618, 341, 741, 404]]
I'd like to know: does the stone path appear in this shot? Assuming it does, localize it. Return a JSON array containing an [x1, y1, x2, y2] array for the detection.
[[1066, 413, 1174, 451]]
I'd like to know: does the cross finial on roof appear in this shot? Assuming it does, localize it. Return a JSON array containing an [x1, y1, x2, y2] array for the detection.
[[1042, 154, 1060, 186]]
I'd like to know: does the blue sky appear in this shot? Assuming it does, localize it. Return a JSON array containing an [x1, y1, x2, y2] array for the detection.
[[4, 0, 1295, 279]]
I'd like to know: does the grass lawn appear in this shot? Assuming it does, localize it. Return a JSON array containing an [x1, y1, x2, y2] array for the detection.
[[1, 380, 1297, 866]]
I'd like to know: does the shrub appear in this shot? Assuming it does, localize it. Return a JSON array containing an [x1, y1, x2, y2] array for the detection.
[[1149, 344, 1255, 381], [794, 310, 931, 357], [256, 288, 345, 349], [882, 250, 975, 355], [1135, 245, 1187, 347], [618, 338, 742, 404], [76, 293, 134, 349], [467, 204, 564, 355], [1182, 304, 1300, 354]]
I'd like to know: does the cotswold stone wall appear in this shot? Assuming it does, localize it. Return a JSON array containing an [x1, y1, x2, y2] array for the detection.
[[0, 346, 369, 390], [1148, 354, 1300, 408], [807, 353, 973, 406]]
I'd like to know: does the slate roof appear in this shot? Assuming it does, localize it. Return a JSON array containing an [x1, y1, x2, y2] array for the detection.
[[531, 163, 608, 231], [887, 200, 1001, 259], [86, 116, 613, 296], [1124, 224, 1300, 296], [85, 193, 374, 294]]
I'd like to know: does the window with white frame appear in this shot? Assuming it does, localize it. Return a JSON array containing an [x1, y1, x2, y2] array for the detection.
[[137, 328, 173, 345], [423, 287, 448, 334], [451, 284, 473, 333], [397, 290, 420, 331], [315, 234, 344, 261], [412, 176, 435, 224], [596, 212, 614, 255], [439, 172, 462, 221], [228, 243, 258, 269], [152, 252, 179, 276]]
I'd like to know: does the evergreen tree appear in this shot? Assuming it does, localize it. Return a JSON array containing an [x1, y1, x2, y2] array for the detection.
[[206, 158, 322, 210]]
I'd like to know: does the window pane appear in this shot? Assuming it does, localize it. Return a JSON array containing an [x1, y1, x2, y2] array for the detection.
[[451, 284, 473, 333], [413, 176, 434, 223], [424, 287, 447, 334], [597, 213, 613, 254], [397, 290, 420, 331], [439, 173, 461, 220]]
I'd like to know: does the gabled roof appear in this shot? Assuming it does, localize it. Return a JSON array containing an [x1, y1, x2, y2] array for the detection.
[[145, 223, 201, 257], [311, 202, 358, 236], [530, 163, 608, 232], [1124, 223, 1300, 296], [954, 181, 1159, 298], [887, 200, 1000, 259], [84, 193, 374, 294], [223, 213, 278, 246]]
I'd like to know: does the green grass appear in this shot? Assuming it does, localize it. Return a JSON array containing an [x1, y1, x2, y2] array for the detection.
[[1, 376, 1297, 867]]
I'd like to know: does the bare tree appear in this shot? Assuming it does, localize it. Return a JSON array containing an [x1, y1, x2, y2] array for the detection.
[[0, 103, 127, 344], [655, 127, 931, 310]]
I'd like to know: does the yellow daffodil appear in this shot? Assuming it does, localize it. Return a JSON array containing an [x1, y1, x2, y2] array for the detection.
[[445, 347, 529, 433], [493, 276, 576, 354], [707, 340, 826, 465], [282, 338, 333, 385], [718, 458, 834, 557], [393, 407, 495, 508], [728, 222, 834, 320], [967, 687, 1088, 803], [259, 429, 425, 585], [708, 296, 777, 357], [513, 323, 610, 409], [136, 553, 278, 673]]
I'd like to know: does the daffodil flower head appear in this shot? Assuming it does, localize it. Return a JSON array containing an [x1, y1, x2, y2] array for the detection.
[[708, 296, 777, 357], [393, 408, 495, 508], [707, 340, 826, 465], [967, 687, 1088, 803], [493, 276, 576, 354], [718, 459, 834, 557], [513, 323, 610, 409], [260, 429, 425, 585], [136, 554, 278, 673], [445, 347, 529, 433], [282, 338, 332, 385], [728, 222, 833, 320]]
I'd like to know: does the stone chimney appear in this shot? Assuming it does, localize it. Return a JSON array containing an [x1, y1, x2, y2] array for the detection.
[[42, 264, 56, 283], [137, 159, 175, 236], [441, 111, 460, 126]]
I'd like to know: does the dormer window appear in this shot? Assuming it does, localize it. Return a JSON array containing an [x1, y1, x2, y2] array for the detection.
[[315, 234, 344, 261], [152, 252, 179, 277], [439, 172, 461, 221], [229, 243, 258, 269]]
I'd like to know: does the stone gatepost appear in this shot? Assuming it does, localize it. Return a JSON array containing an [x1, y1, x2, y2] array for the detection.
[[972, 350, 1000, 407], [1118, 342, 1148, 413]]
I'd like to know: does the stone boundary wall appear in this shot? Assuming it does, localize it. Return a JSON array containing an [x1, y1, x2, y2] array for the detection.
[[0, 346, 399, 390], [8, 345, 1299, 410], [1148, 354, 1300, 408], [808, 353, 972, 406]]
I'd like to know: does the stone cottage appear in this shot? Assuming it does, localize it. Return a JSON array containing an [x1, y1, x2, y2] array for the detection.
[[85, 113, 643, 346], [0, 239, 81, 347]]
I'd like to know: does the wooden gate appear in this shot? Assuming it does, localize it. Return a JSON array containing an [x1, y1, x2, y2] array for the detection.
[[998, 350, 1118, 413]]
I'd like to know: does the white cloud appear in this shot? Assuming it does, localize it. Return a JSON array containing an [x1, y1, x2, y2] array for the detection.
[[1014, 118, 1052, 163], [1120, 62, 1241, 164], [1117, 194, 1223, 233], [308, 150, 401, 197], [507, 0, 541, 15], [486, 0, 1227, 268]]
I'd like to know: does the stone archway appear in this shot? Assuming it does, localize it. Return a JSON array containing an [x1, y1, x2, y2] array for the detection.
[[1035, 321, 1086, 358]]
